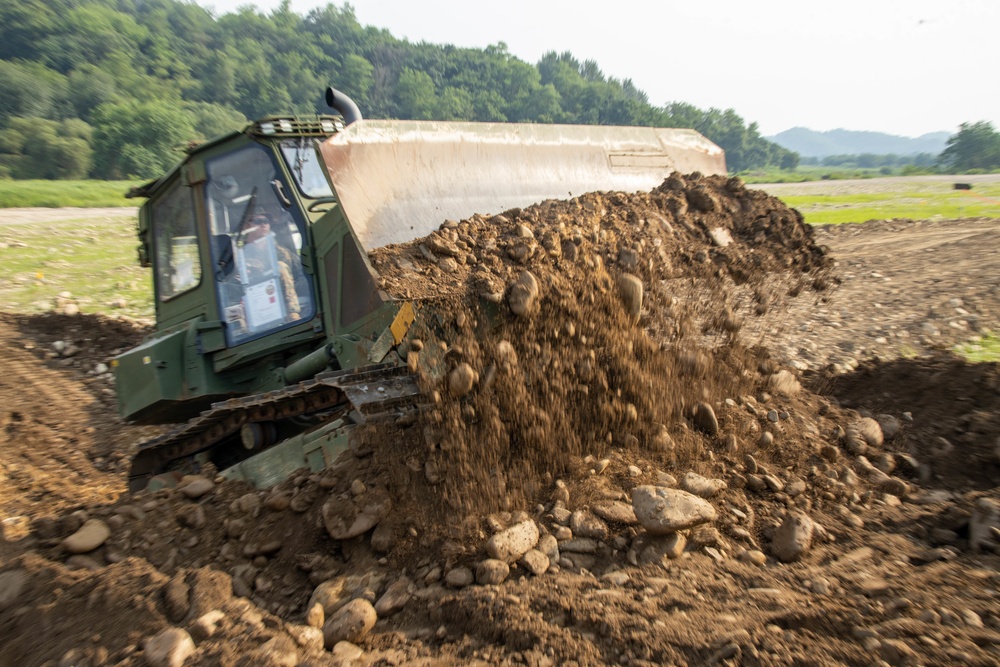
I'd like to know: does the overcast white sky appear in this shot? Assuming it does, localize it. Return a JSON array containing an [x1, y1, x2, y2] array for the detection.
[[202, 0, 1000, 138]]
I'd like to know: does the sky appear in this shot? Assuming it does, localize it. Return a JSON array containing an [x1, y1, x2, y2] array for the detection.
[[201, 0, 1000, 138]]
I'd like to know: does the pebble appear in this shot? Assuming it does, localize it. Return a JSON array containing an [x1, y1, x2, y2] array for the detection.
[[741, 549, 767, 567], [591, 501, 638, 525], [330, 641, 364, 665], [520, 549, 550, 576], [759, 431, 774, 447], [178, 477, 214, 499], [447, 363, 478, 397], [143, 628, 195, 667], [681, 472, 727, 498], [305, 602, 324, 628], [770, 512, 814, 562], [693, 402, 719, 436], [631, 486, 717, 535], [374, 577, 413, 616], [616, 273, 643, 320], [164, 575, 191, 623], [323, 599, 377, 647], [444, 567, 474, 588], [570, 510, 608, 539], [63, 519, 111, 554]]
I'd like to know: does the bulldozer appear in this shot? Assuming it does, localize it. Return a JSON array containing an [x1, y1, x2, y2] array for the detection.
[[116, 87, 726, 493]]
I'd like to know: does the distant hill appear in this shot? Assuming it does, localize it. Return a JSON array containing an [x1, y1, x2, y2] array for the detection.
[[768, 127, 950, 158]]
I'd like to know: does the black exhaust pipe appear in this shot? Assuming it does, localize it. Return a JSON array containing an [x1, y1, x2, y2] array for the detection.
[[326, 87, 362, 125]]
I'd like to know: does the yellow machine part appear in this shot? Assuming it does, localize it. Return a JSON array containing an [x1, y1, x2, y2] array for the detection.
[[318, 120, 726, 252]]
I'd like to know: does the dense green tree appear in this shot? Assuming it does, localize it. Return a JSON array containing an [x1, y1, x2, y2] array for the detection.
[[91, 101, 195, 179], [0, 0, 798, 178], [0, 117, 93, 179], [938, 121, 1000, 172]]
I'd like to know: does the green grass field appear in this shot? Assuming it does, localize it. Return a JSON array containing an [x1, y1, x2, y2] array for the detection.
[[0, 180, 141, 208], [0, 211, 153, 319], [955, 333, 1000, 363]]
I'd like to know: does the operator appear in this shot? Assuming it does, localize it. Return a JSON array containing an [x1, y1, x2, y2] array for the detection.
[[242, 209, 302, 320]]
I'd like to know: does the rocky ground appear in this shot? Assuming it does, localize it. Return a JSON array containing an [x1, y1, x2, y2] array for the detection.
[[1, 178, 1000, 667]]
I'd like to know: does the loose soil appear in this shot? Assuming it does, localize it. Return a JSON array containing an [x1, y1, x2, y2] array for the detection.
[[1, 178, 999, 667]]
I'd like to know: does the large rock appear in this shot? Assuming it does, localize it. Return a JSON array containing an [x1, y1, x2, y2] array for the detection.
[[322, 488, 391, 540], [631, 486, 716, 535], [770, 511, 814, 562], [616, 273, 643, 320], [323, 599, 377, 648], [485, 520, 539, 562], [692, 403, 719, 437], [63, 519, 110, 554], [507, 270, 540, 316], [178, 476, 214, 499], [144, 628, 196, 667], [163, 574, 191, 623], [309, 575, 377, 616], [475, 559, 510, 585]]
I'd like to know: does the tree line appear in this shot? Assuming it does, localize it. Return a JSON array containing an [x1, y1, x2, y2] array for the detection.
[[0, 0, 798, 180]]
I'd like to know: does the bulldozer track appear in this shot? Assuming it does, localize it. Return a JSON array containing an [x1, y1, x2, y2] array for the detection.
[[128, 363, 421, 491]]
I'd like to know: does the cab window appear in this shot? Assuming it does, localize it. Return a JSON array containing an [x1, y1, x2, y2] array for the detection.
[[153, 180, 200, 301], [204, 144, 315, 347]]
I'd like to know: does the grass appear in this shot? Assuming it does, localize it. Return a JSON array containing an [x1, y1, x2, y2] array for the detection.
[[0, 211, 153, 319], [0, 180, 141, 208], [955, 333, 1000, 363], [776, 183, 1000, 225]]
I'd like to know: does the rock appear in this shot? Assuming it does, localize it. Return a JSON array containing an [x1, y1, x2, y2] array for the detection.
[[323, 598, 377, 648], [163, 575, 191, 623], [768, 370, 801, 396], [681, 472, 727, 498], [770, 512, 814, 562], [537, 534, 559, 560], [475, 559, 510, 585], [178, 477, 214, 499], [485, 520, 539, 562], [286, 625, 324, 652], [847, 418, 884, 452], [306, 602, 325, 628], [175, 504, 205, 530], [692, 402, 719, 436], [559, 538, 598, 554], [235, 493, 262, 514], [330, 641, 364, 666], [444, 567, 474, 588], [616, 273, 643, 320], [251, 636, 298, 667], [631, 486, 717, 535], [520, 549, 550, 576], [322, 488, 391, 540], [569, 510, 608, 540], [63, 519, 110, 553], [635, 532, 686, 563], [447, 363, 478, 398], [591, 501, 638, 525], [187, 568, 232, 620], [708, 227, 733, 247], [741, 549, 767, 566], [143, 628, 196, 667], [374, 577, 412, 616], [370, 522, 395, 554], [0, 569, 27, 611], [264, 491, 291, 511], [507, 270, 540, 316], [190, 610, 224, 640], [970, 497, 1000, 552], [876, 414, 902, 439], [309, 575, 375, 616]]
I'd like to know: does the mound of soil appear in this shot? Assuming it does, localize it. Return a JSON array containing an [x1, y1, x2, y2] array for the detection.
[[3, 177, 1000, 666]]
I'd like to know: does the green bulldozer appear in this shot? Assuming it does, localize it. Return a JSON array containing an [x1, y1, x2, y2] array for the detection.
[[115, 87, 726, 493]]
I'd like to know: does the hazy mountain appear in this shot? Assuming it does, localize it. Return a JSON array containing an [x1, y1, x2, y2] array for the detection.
[[768, 127, 950, 158]]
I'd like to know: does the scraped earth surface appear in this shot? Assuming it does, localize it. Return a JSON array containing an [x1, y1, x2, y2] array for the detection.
[[2, 182, 1000, 667]]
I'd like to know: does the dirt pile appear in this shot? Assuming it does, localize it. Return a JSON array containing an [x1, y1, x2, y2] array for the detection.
[[4, 178, 1000, 666]]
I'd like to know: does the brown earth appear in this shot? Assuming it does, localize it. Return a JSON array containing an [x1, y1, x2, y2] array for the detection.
[[2, 179, 1000, 667]]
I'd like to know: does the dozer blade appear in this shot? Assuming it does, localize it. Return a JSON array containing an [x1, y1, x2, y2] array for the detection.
[[319, 120, 726, 251]]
